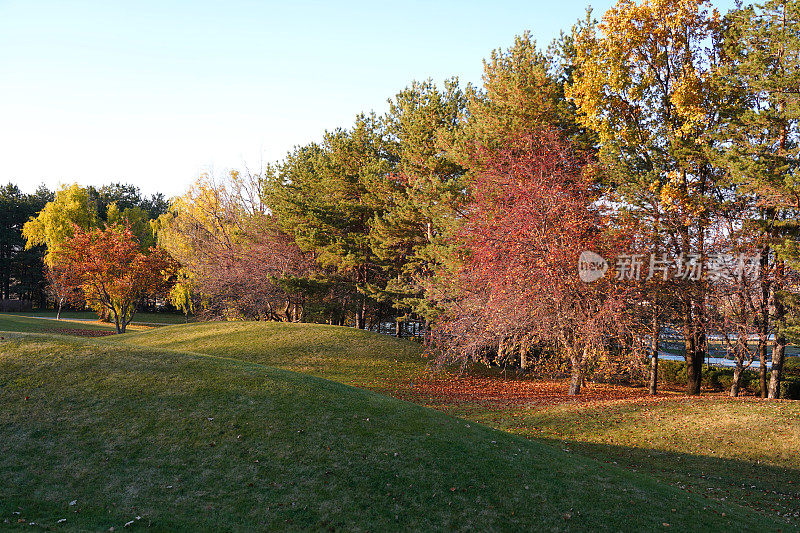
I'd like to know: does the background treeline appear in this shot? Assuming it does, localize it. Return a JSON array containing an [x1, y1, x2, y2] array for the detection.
[[8, 0, 800, 398], [0, 183, 168, 308]]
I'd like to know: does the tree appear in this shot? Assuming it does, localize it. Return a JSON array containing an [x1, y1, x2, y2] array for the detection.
[[44, 263, 82, 320], [716, 0, 800, 398], [89, 182, 170, 221], [371, 78, 468, 324], [431, 129, 622, 395], [22, 183, 98, 267], [567, 0, 725, 395], [158, 172, 314, 321], [59, 225, 178, 333], [0, 183, 52, 302], [268, 114, 391, 328], [459, 31, 587, 153]]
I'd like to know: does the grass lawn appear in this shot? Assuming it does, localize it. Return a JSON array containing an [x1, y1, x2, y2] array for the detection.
[[459, 397, 800, 523], [0, 314, 138, 336], [0, 316, 795, 529], [113, 320, 428, 389], [114, 321, 800, 526]]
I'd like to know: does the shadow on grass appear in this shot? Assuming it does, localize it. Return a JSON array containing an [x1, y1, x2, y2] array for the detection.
[[535, 437, 800, 525]]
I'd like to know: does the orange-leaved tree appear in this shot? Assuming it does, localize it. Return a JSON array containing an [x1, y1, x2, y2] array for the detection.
[[44, 263, 83, 320], [58, 224, 178, 333]]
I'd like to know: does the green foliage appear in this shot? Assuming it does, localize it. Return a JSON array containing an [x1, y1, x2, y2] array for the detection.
[[784, 355, 800, 375], [371, 78, 468, 318], [656, 360, 760, 392], [271, 115, 389, 278], [462, 31, 584, 153], [0, 183, 52, 302], [780, 376, 800, 399], [658, 360, 688, 385], [717, 0, 800, 211]]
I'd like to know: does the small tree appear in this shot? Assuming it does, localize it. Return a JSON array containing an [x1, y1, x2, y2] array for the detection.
[[431, 129, 623, 395], [59, 225, 177, 333], [44, 263, 83, 320]]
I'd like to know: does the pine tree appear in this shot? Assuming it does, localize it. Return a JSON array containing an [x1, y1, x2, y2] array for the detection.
[[717, 0, 800, 398]]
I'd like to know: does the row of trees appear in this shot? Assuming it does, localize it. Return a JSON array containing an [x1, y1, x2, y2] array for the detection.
[[12, 0, 799, 398], [431, 0, 800, 398], [18, 183, 175, 331], [157, 0, 800, 397], [0, 182, 168, 306]]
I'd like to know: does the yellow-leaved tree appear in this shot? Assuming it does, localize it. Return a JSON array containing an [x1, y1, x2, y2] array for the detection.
[[566, 0, 725, 395]]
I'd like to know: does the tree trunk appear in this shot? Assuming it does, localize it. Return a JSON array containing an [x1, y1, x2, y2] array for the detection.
[[520, 337, 530, 370], [395, 319, 402, 338], [56, 298, 63, 320], [497, 338, 506, 366], [730, 364, 742, 397], [649, 314, 660, 396], [355, 299, 365, 329], [568, 345, 587, 396], [759, 340, 768, 398], [769, 335, 786, 399], [112, 308, 122, 334], [684, 312, 704, 395]]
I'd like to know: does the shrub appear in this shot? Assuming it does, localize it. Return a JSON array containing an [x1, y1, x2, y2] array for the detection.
[[784, 356, 800, 377], [779, 377, 800, 400], [658, 360, 686, 386], [657, 360, 757, 392]]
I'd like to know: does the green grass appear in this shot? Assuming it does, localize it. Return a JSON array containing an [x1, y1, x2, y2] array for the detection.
[[113, 321, 428, 390], [114, 321, 800, 526], [0, 316, 793, 530], [459, 398, 800, 523]]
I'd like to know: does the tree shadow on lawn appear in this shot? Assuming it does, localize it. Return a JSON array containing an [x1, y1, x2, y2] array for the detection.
[[535, 437, 800, 526]]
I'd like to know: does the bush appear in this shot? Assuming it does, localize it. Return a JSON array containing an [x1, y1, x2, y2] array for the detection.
[[779, 377, 800, 400], [706, 368, 732, 391], [784, 356, 800, 377], [658, 360, 686, 386], [657, 359, 757, 392]]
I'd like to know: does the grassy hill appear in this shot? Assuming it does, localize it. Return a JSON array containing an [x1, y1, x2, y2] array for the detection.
[[112, 321, 427, 390], [0, 317, 790, 530]]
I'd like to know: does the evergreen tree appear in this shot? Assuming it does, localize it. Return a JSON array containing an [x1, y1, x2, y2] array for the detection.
[[268, 114, 391, 328], [717, 0, 800, 398], [371, 78, 468, 323]]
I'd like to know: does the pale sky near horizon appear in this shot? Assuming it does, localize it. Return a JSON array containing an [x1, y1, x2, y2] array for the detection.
[[1, 0, 736, 200]]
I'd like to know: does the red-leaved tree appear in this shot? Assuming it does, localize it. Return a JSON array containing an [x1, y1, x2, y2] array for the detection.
[[430, 129, 624, 394], [58, 225, 178, 333], [44, 263, 83, 320]]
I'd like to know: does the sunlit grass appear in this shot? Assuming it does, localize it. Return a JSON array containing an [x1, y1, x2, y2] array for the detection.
[[116, 321, 800, 525], [2, 330, 776, 530], [0, 316, 794, 528]]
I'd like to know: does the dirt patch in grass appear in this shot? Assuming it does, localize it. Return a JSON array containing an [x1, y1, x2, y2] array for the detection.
[[42, 327, 117, 337]]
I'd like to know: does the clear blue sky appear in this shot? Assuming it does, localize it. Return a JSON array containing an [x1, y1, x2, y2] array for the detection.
[[1, 0, 736, 199]]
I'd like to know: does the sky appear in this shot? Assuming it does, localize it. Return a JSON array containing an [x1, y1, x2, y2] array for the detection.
[[0, 0, 737, 200]]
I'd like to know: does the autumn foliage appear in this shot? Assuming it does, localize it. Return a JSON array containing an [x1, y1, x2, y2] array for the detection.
[[430, 129, 624, 394], [57, 225, 178, 332], [44, 263, 83, 320]]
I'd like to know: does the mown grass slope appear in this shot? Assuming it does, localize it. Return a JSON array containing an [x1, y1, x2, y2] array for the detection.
[[0, 313, 120, 335], [0, 323, 785, 530], [114, 321, 427, 390], [115, 321, 800, 525]]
